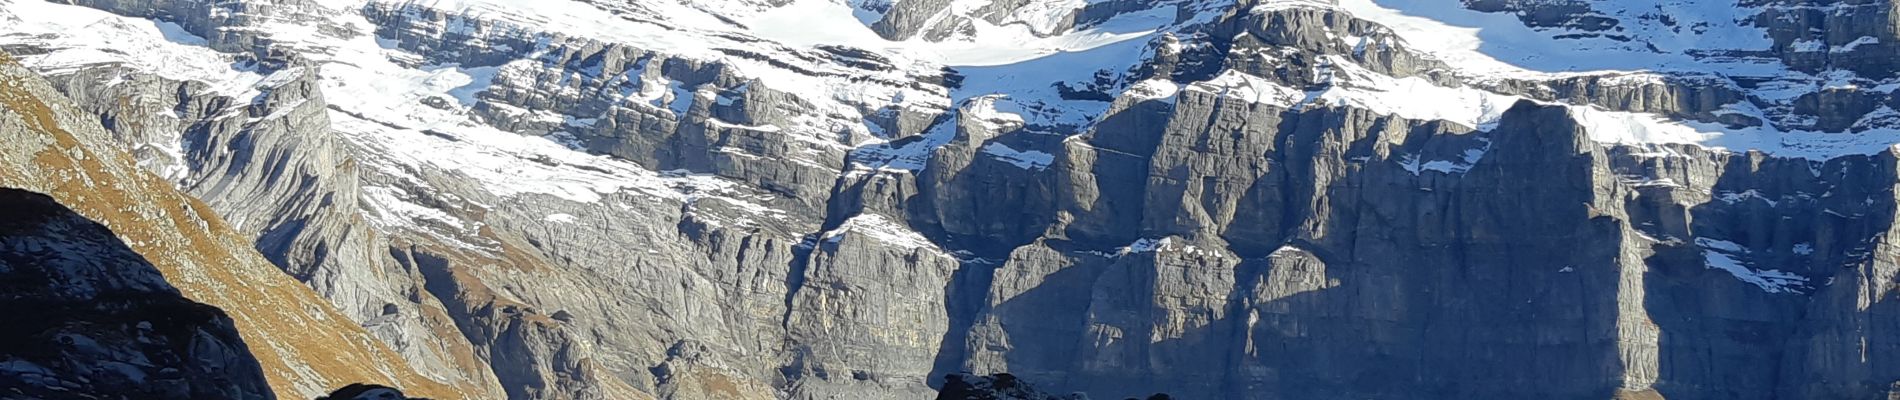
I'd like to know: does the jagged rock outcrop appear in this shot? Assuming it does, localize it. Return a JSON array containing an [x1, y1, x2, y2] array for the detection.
[[18, 0, 1900, 399], [0, 188, 273, 400], [950, 95, 1895, 399], [912, 2, 1900, 399], [317, 383, 439, 400], [934, 373, 1086, 400], [0, 52, 471, 399], [1, 1, 502, 394], [782, 213, 963, 398], [38, 55, 507, 400]]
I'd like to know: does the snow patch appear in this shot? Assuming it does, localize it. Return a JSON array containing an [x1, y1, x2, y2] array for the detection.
[[1125, 78, 1181, 103], [0, 1, 267, 97], [1695, 238, 1809, 294], [980, 142, 1055, 170], [1399, 143, 1488, 175], [1834, 36, 1880, 53], [361, 186, 467, 230], [1313, 58, 1519, 130], [1331, 0, 1780, 79], [1118, 237, 1206, 256], [822, 213, 934, 250], [1186, 70, 1304, 107], [750, 0, 1171, 67], [1571, 105, 1900, 158], [1716, 190, 1779, 207]]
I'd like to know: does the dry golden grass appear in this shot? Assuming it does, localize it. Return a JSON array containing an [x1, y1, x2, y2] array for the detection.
[[0, 55, 478, 399]]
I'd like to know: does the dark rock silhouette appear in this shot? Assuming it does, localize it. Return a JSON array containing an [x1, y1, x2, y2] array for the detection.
[[938, 373, 1169, 400], [0, 188, 272, 399], [314, 383, 435, 400]]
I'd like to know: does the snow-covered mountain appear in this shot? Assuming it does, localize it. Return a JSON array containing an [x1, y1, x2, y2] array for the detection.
[[8, 0, 1900, 398]]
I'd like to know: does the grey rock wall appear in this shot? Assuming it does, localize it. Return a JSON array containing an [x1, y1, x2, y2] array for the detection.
[[36, 60, 507, 399], [21, 0, 1900, 399]]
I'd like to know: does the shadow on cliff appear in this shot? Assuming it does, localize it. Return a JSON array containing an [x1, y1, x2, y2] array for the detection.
[[958, 243, 1631, 400], [0, 187, 275, 399], [910, 85, 1900, 399], [1635, 150, 1900, 400], [914, 82, 1186, 389], [932, 102, 1660, 399], [916, 120, 1102, 390]]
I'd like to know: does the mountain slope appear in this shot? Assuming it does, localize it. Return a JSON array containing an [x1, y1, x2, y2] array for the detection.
[[0, 187, 273, 399], [0, 52, 474, 399], [10, 0, 1900, 399]]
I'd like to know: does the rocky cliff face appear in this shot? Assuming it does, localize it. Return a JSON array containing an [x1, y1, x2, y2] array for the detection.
[[11, 0, 1900, 399], [0, 52, 473, 398]]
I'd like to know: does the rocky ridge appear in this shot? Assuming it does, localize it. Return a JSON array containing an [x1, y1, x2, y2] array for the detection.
[[0, 51, 472, 398], [10, 0, 1900, 399]]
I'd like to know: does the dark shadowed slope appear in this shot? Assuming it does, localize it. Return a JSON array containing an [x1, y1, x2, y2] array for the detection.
[[0, 188, 272, 399]]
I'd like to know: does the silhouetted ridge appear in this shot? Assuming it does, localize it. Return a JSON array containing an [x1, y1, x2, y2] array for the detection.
[[0, 188, 272, 399]]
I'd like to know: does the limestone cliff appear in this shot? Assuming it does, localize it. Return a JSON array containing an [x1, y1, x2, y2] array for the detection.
[[11, 0, 1900, 399], [0, 53, 475, 399]]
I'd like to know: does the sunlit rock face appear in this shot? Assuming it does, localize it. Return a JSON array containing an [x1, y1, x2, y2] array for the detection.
[[11, 0, 1900, 399], [0, 51, 471, 399]]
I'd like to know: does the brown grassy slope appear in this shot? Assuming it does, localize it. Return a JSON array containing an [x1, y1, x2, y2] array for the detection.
[[0, 52, 475, 399]]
